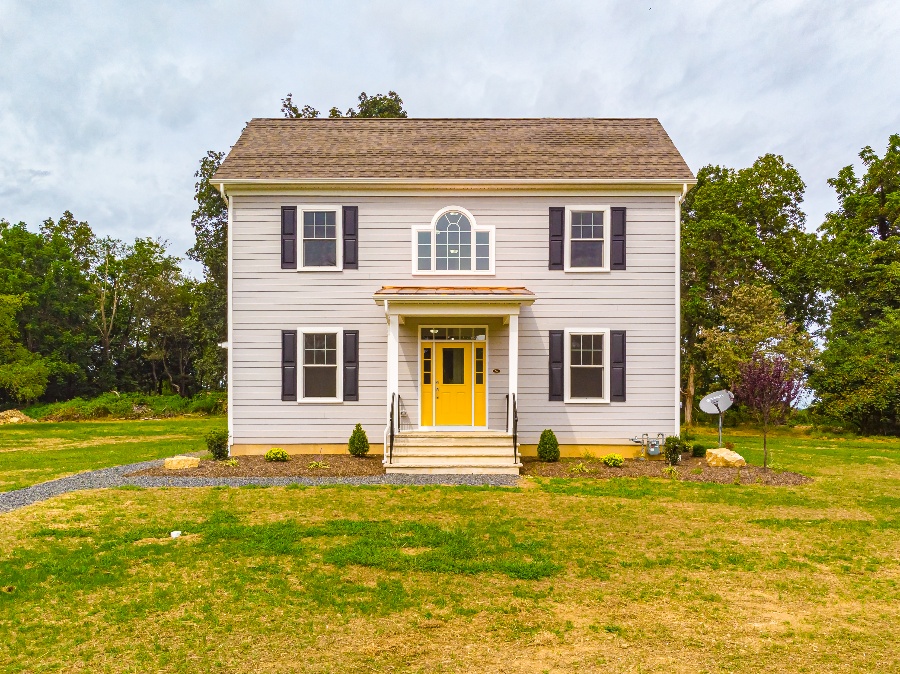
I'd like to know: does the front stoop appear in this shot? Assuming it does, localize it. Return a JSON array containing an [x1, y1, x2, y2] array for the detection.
[[385, 431, 522, 475]]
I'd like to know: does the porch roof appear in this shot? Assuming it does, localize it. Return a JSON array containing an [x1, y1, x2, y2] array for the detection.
[[374, 286, 535, 320], [374, 286, 534, 302]]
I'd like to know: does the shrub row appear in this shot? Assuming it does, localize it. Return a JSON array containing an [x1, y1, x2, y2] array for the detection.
[[25, 392, 227, 422]]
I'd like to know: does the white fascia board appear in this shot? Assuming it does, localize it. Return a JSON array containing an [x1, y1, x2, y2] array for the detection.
[[215, 177, 697, 196]]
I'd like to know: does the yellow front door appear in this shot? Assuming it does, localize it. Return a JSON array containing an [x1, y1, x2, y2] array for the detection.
[[435, 344, 472, 426], [420, 335, 487, 427]]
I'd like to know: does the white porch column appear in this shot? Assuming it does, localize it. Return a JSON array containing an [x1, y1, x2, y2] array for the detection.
[[508, 314, 519, 433], [387, 313, 400, 424]]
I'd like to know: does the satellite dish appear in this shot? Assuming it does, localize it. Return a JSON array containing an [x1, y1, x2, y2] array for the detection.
[[700, 390, 734, 415], [699, 390, 734, 447]]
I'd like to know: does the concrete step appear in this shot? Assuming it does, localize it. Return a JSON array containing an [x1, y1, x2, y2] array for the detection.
[[391, 444, 518, 457], [387, 454, 521, 467], [394, 437, 514, 448], [386, 464, 522, 475]]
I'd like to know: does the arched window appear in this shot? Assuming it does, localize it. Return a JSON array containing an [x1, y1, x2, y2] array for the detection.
[[412, 207, 494, 274]]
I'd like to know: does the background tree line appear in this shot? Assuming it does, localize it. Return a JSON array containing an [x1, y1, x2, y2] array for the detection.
[[1, 89, 897, 435]]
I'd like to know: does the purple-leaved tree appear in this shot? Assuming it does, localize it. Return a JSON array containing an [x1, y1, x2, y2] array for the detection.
[[733, 352, 803, 469]]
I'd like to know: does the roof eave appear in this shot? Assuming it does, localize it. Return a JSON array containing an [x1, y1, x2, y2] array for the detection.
[[214, 176, 697, 194]]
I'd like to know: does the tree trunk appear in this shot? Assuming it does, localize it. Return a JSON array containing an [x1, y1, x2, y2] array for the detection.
[[763, 411, 769, 468], [684, 363, 696, 426]]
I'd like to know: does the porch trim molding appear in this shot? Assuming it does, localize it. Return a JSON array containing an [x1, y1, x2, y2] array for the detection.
[[373, 286, 535, 435]]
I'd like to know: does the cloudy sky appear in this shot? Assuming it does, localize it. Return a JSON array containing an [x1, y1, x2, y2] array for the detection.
[[2, 0, 897, 275]]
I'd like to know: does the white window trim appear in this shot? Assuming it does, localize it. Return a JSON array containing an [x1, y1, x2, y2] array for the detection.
[[564, 205, 611, 273], [298, 327, 343, 403], [564, 327, 610, 404], [297, 205, 343, 272], [411, 205, 495, 276]]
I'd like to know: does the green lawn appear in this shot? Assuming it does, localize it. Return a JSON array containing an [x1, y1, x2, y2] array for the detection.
[[0, 417, 222, 492], [1, 424, 899, 672]]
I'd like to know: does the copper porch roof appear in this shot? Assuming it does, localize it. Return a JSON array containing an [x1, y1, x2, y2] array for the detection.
[[214, 118, 694, 182], [374, 286, 534, 297]]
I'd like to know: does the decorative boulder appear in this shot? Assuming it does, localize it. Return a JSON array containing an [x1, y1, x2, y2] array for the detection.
[[706, 447, 746, 468], [164, 456, 201, 470]]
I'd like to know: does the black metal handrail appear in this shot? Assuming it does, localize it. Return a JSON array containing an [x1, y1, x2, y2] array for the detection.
[[389, 393, 395, 465], [512, 393, 518, 464]]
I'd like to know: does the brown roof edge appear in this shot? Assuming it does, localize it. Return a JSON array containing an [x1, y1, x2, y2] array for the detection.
[[375, 286, 534, 296]]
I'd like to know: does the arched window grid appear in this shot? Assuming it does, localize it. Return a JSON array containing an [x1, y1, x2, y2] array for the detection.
[[412, 207, 495, 275]]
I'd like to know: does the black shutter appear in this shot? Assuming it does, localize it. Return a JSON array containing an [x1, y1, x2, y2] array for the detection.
[[610, 207, 626, 270], [342, 206, 358, 269], [549, 330, 564, 401], [281, 207, 297, 269], [610, 330, 626, 402], [549, 207, 564, 270], [343, 330, 359, 401], [282, 330, 297, 401]]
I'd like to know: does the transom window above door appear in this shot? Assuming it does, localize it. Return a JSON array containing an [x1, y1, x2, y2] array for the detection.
[[412, 206, 494, 274]]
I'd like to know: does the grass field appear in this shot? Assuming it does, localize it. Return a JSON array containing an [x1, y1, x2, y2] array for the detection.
[[1, 423, 899, 672], [0, 417, 223, 492]]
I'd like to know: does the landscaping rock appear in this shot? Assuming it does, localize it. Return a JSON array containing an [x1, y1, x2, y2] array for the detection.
[[706, 447, 746, 468], [164, 456, 201, 470]]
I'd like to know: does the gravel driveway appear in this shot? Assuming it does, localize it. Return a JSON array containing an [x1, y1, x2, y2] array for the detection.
[[0, 459, 520, 514]]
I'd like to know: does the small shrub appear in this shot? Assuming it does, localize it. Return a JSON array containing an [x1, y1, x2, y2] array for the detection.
[[223, 458, 238, 467], [537, 429, 560, 462], [348, 423, 370, 457], [308, 460, 330, 469], [265, 447, 290, 462], [601, 454, 624, 468], [691, 467, 703, 475], [570, 462, 590, 474], [691, 443, 707, 458], [663, 436, 682, 466], [205, 429, 229, 460], [662, 465, 679, 479]]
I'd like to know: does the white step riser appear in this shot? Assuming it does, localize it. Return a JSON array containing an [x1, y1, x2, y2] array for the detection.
[[386, 466, 521, 475], [394, 439, 514, 449], [388, 456, 521, 467], [391, 446, 518, 457]]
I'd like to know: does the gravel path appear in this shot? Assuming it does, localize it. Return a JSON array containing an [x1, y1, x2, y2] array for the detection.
[[0, 460, 520, 514]]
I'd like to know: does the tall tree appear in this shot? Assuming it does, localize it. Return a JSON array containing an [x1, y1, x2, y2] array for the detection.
[[811, 134, 900, 434], [0, 294, 49, 403], [280, 90, 407, 119], [680, 155, 821, 424]]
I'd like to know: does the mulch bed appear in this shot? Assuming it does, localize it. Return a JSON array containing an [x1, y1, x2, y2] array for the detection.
[[128, 454, 385, 478], [130, 453, 811, 486], [521, 455, 812, 486]]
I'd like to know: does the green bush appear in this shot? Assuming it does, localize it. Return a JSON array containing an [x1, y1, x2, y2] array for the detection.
[[536, 429, 560, 462], [601, 453, 624, 468], [663, 436, 683, 466], [348, 423, 370, 457], [25, 391, 226, 422], [691, 443, 707, 458], [265, 448, 290, 462], [205, 428, 229, 460]]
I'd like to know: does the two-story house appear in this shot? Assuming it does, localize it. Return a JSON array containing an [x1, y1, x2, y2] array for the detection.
[[213, 118, 695, 474]]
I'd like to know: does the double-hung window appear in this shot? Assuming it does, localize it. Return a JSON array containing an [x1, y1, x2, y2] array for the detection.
[[299, 328, 342, 401], [413, 206, 494, 274], [565, 206, 610, 271], [565, 328, 609, 402], [301, 207, 342, 270]]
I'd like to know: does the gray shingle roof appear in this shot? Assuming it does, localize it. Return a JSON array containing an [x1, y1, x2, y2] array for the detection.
[[214, 118, 694, 182]]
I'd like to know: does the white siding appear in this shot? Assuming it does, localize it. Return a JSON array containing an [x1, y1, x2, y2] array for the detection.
[[230, 193, 679, 446]]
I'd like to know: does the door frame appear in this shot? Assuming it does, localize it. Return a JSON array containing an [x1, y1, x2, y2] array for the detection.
[[417, 324, 489, 429]]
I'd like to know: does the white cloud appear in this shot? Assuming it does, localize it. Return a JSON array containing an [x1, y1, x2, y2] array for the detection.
[[1, 0, 897, 275]]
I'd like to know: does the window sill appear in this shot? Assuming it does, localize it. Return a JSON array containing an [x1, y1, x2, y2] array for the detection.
[[564, 398, 611, 404], [296, 267, 344, 272], [563, 268, 611, 273], [298, 399, 344, 404], [411, 271, 496, 276]]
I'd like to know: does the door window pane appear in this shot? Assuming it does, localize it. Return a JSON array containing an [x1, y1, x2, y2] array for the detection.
[[442, 348, 465, 384], [423, 347, 432, 385]]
